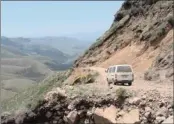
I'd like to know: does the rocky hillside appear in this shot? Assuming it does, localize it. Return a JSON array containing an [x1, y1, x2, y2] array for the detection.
[[74, 0, 173, 73], [2, 67, 173, 124], [2, 87, 173, 124], [144, 38, 173, 82], [1, 1, 173, 124], [30, 37, 93, 56]]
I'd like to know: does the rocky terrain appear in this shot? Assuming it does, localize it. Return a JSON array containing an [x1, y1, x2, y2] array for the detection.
[[1, 86, 173, 124], [74, 0, 173, 75], [1, 0, 173, 124], [144, 37, 173, 82], [1, 67, 173, 124]]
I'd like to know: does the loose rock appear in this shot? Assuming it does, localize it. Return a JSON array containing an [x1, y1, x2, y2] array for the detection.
[[117, 109, 140, 124], [128, 97, 141, 105], [156, 107, 168, 117], [162, 116, 173, 124], [66, 110, 79, 124], [156, 116, 166, 124], [93, 105, 118, 124], [45, 111, 52, 119]]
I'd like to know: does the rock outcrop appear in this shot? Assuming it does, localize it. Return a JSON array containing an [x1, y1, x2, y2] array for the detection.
[[1, 1, 173, 124], [74, 0, 173, 73], [2, 89, 173, 124], [144, 40, 173, 81], [93, 105, 118, 124]]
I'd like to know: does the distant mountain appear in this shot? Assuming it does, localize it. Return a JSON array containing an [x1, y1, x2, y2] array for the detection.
[[1, 36, 70, 100], [1, 36, 92, 100], [1, 36, 23, 49], [29, 36, 93, 56], [67, 31, 106, 41]]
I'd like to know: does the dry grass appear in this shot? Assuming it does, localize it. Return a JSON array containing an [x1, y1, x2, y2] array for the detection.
[[1, 70, 72, 113], [72, 72, 99, 85]]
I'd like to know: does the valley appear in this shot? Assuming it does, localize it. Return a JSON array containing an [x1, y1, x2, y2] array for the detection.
[[1, 0, 174, 124], [1, 36, 93, 100]]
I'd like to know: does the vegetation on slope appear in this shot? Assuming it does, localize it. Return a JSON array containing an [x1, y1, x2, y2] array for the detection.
[[1, 36, 74, 101], [2, 69, 72, 113]]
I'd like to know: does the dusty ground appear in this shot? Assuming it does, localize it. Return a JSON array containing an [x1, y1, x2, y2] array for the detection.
[[82, 30, 173, 98], [100, 30, 173, 72], [94, 67, 172, 97], [68, 67, 173, 99]]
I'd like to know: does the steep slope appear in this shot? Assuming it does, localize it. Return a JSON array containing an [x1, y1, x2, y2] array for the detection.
[[144, 32, 173, 82], [74, 0, 173, 75], [1, 1, 173, 124]]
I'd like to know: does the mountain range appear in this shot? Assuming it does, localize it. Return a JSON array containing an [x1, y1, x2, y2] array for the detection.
[[1, 36, 93, 100]]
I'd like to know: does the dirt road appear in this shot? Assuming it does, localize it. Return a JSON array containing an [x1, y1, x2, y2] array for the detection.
[[88, 67, 173, 97]]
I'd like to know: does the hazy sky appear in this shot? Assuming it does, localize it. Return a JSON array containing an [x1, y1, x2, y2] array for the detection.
[[2, 1, 123, 38]]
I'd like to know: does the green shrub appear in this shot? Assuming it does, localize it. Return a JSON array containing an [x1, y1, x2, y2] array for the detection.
[[115, 88, 131, 107]]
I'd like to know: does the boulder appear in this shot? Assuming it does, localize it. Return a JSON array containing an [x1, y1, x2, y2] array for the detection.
[[63, 116, 68, 123], [66, 110, 79, 124], [145, 106, 152, 112], [68, 103, 75, 110], [156, 107, 168, 117], [117, 14, 130, 29], [142, 95, 147, 100], [54, 116, 60, 121], [117, 109, 140, 124], [168, 108, 173, 115], [27, 111, 36, 118], [162, 116, 173, 124], [53, 120, 57, 124], [128, 97, 141, 105], [145, 111, 151, 118], [84, 119, 90, 124], [93, 105, 118, 124], [15, 114, 26, 124], [159, 100, 166, 108], [156, 116, 166, 123], [14, 110, 28, 124], [87, 110, 93, 117], [45, 111, 52, 119], [45, 87, 66, 101], [139, 101, 146, 108], [78, 110, 87, 118]]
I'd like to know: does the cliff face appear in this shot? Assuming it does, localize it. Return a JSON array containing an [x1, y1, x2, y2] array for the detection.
[[74, 0, 173, 70], [144, 36, 173, 82]]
